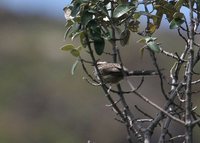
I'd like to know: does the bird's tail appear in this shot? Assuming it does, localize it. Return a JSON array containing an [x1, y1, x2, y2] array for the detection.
[[127, 70, 161, 76]]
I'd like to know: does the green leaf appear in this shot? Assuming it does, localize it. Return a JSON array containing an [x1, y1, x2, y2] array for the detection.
[[133, 13, 141, 19], [64, 25, 73, 39], [87, 19, 98, 28], [197, 0, 200, 10], [133, 11, 148, 19], [81, 10, 93, 26], [103, 32, 112, 41], [71, 2, 81, 17], [138, 37, 160, 53], [79, 0, 89, 3], [71, 59, 79, 75], [154, 6, 164, 29], [169, 19, 178, 29], [173, 12, 184, 19], [68, 23, 81, 38], [65, 19, 74, 29], [61, 44, 75, 51], [80, 32, 87, 48], [87, 20, 102, 41], [74, 16, 81, 23], [174, 0, 184, 10], [169, 18, 184, 29], [128, 20, 140, 32], [113, 4, 135, 18], [145, 37, 157, 43], [90, 29, 102, 41], [147, 41, 160, 53], [71, 31, 82, 41], [137, 37, 157, 44], [90, 27, 102, 40], [120, 29, 130, 46], [148, 23, 157, 34], [94, 38, 105, 55], [70, 49, 80, 57]]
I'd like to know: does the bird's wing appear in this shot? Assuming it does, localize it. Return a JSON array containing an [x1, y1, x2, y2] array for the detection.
[[100, 63, 128, 75]]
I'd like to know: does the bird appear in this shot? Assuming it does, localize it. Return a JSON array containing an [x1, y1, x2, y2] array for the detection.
[[94, 61, 159, 84]]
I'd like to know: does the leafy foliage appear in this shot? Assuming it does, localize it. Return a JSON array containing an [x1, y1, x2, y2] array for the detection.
[[113, 4, 135, 18], [61, 44, 80, 57], [62, 0, 200, 143], [138, 37, 160, 53], [63, 0, 190, 58]]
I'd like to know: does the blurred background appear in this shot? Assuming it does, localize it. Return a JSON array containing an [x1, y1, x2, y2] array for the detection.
[[0, 0, 200, 143]]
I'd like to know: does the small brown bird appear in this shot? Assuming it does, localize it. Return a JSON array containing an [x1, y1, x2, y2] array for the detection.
[[94, 61, 159, 84]]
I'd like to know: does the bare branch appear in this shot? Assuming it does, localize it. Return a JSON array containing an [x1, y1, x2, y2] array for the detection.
[[132, 90, 185, 125], [160, 48, 186, 62]]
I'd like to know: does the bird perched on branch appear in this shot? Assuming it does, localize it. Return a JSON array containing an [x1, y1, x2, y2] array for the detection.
[[94, 61, 159, 84]]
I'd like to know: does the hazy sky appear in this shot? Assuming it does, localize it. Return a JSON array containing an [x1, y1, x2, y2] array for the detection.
[[0, 0, 189, 26], [0, 0, 71, 19]]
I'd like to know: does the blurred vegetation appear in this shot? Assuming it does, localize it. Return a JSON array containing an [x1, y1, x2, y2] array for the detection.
[[0, 7, 199, 143], [0, 8, 129, 143]]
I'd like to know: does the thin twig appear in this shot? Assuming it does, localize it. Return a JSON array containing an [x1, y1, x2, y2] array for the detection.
[[148, 49, 168, 99], [132, 90, 185, 125], [135, 105, 155, 120], [168, 135, 185, 142], [160, 48, 186, 62]]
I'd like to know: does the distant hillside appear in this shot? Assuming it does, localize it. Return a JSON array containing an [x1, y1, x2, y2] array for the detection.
[[0, 7, 64, 27]]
